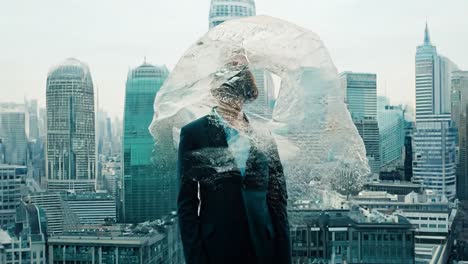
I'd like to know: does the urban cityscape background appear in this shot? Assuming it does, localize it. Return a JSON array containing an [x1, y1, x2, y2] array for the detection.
[[1, 0, 468, 263]]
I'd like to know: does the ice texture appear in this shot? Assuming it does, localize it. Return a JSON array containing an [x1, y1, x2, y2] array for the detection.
[[150, 15, 370, 202]]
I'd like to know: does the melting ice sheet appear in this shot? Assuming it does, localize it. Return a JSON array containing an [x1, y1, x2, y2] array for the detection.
[[150, 15, 370, 203]]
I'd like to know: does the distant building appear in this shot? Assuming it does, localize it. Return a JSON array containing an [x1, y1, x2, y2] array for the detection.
[[48, 215, 183, 264], [0, 165, 27, 227], [363, 181, 424, 195], [28, 193, 80, 235], [46, 58, 96, 192], [0, 108, 27, 166], [209, 0, 256, 29], [451, 71, 468, 201], [341, 72, 380, 174], [27, 100, 39, 141], [290, 208, 415, 264], [350, 189, 455, 264], [29, 190, 117, 235], [244, 69, 276, 120], [452, 201, 468, 261], [413, 24, 459, 200], [0, 202, 47, 264], [122, 62, 170, 223], [404, 120, 415, 181], [62, 191, 116, 225], [378, 97, 405, 169]]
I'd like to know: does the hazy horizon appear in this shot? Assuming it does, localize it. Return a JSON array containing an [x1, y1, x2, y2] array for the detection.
[[2, 0, 468, 118]]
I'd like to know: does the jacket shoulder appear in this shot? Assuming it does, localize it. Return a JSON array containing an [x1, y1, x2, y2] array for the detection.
[[180, 115, 211, 137]]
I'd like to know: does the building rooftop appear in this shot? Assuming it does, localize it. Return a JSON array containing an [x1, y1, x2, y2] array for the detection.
[[48, 58, 91, 78], [289, 208, 412, 228], [366, 181, 423, 188]]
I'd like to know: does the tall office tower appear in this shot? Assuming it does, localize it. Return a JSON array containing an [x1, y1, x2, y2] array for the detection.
[[38, 107, 47, 138], [122, 62, 169, 223], [27, 99, 40, 140], [46, 58, 96, 192], [451, 71, 468, 200], [209, 0, 274, 120], [0, 107, 27, 166], [341, 72, 380, 174], [244, 70, 275, 120], [209, 0, 256, 29], [377, 97, 405, 169], [413, 24, 459, 200]]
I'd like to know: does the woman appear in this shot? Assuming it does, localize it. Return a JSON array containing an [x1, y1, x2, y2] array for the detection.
[[177, 53, 291, 264]]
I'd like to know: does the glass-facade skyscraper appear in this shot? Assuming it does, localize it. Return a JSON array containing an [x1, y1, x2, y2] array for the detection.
[[413, 24, 458, 200], [46, 58, 96, 192], [209, 0, 256, 29], [122, 62, 169, 223], [377, 97, 405, 169], [341, 72, 381, 174], [0, 107, 27, 166], [451, 71, 468, 200]]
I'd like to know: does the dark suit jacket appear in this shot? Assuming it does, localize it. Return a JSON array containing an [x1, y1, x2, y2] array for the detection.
[[177, 114, 291, 264]]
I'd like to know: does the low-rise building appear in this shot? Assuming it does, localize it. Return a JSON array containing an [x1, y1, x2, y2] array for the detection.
[[290, 208, 415, 264], [350, 189, 455, 263], [0, 202, 47, 264], [48, 222, 173, 264], [61, 191, 116, 224], [0, 165, 27, 227], [363, 181, 424, 195]]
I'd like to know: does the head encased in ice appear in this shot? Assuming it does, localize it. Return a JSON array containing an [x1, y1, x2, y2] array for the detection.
[[210, 50, 259, 104]]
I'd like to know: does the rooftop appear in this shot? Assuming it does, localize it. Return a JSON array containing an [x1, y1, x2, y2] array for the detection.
[[289, 208, 412, 228]]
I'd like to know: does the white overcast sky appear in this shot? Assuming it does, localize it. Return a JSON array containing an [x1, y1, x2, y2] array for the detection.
[[1, 0, 468, 117]]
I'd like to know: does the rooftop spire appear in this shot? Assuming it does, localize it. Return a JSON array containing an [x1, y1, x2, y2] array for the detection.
[[424, 21, 431, 45]]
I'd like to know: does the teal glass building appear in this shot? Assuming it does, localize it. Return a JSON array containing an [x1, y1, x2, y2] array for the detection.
[[377, 97, 405, 168], [122, 62, 169, 223]]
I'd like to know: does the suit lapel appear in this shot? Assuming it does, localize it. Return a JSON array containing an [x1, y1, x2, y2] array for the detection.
[[206, 114, 228, 148]]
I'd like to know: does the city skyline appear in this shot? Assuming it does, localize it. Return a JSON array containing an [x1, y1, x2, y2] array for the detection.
[[2, 0, 468, 118]]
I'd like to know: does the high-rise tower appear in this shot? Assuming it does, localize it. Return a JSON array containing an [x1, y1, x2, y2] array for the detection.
[[209, 0, 256, 29], [341, 72, 381, 174], [412, 23, 458, 200], [451, 71, 468, 201], [0, 105, 27, 166], [46, 58, 96, 192], [121, 62, 169, 223]]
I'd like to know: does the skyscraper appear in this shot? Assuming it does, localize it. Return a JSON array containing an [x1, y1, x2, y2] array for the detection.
[[378, 97, 405, 169], [46, 58, 96, 192], [0, 105, 27, 166], [209, 0, 256, 29], [27, 99, 40, 140], [341, 72, 381, 174], [122, 62, 169, 223], [412, 23, 458, 200], [451, 71, 468, 200]]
